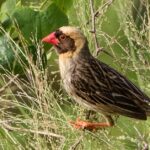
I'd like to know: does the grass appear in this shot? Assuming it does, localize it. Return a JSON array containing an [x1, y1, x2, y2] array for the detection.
[[0, 0, 150, 149]]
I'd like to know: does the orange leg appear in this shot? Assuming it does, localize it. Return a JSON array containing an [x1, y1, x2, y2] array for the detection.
[[69, 115, 114, 130]]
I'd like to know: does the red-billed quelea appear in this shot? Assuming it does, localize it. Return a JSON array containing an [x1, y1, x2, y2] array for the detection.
[[42, 26, 150, 130]]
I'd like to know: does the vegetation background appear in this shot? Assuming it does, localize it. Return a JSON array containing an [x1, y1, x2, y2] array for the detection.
[[0, 0, 150, 149]]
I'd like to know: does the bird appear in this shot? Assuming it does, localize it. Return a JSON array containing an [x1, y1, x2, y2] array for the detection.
[[42, 26, 150, 130]]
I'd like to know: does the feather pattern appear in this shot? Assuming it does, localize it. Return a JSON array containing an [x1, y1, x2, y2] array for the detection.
[[51, 26, 150, 121], [64, 53, 150, 120]]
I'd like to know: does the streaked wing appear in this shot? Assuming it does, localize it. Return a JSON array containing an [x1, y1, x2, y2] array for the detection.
[[71, 56, 150, 119]]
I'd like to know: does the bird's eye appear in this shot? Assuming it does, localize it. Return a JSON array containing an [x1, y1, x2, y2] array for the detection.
[[60, 34, 66, 40]]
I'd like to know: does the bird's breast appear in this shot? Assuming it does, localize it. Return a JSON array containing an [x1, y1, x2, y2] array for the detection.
[[59, 56, 76, 95]]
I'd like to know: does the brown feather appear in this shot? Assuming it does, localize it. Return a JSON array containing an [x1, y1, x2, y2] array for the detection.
[[56, 26, 150, 120]]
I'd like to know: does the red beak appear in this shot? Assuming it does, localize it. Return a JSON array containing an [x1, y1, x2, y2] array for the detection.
[[42, 32, 59, 45]]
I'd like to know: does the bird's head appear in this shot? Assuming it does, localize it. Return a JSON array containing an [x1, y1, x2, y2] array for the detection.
[[42, 26, 88, 57]]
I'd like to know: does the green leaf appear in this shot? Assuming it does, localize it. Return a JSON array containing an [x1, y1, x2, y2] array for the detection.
[[0, 36, 12, 62], [0, 36, 15, 72], [12, 7, 38, 41], [0, 35, 27, 74], [41, 3, 68, 36], [0, 2, 68, 72], [12, 3, 68, 42], [51, 0, 73, 12], [0, 0, 5, 8], [0, 0, 16, 27]]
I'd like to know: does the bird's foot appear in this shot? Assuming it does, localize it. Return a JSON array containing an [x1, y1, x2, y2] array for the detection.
[[69, 118, 113, 131]]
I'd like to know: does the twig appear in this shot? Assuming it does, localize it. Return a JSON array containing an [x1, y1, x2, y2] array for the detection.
[[0, 74, 19, 94], [89, 0, 101, 56], [2, 122, 65, 140], [87, 0, 114, 24], [94, 0, 114, 18], [2, 122, 66, 149], [89, 0, 115, 57], [69, 134, 83, 150], [134, 126, 149, 150]]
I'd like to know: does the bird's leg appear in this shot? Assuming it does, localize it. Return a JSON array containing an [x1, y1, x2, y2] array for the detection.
[[69, 115, 114, 130], [85, 110, 96, 120]]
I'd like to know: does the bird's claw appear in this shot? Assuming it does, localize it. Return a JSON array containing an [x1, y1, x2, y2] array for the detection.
[[69, 118, 110, 131], [69, 118, 91, 130]]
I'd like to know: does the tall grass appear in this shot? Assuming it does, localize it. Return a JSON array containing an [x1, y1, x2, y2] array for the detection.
[[0, 0, 150, 150]]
